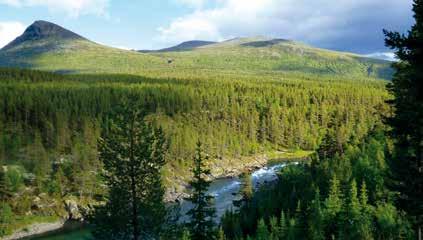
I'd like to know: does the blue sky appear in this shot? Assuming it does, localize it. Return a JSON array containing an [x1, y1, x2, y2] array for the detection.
[[0, 0, 415, 58]]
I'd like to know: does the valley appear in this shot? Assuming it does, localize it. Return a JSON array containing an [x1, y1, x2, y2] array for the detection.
[[0, 15, 420, 240]]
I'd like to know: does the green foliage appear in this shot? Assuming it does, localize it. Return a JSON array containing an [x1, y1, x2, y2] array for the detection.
[[308, 189, 324, 240], [181, 229, 191, 240], [256, 218, 269, 240], [0, 166, 10, 201], [0, 56, 390, 236], [0, 35, 392, 80], [89, 100, 167, 240], [0, 202, 14, 236], [324, 175, 343, 224], [221, 129, 414, 239], [384, 0, 423, 231], [186, 141, 216, 240]]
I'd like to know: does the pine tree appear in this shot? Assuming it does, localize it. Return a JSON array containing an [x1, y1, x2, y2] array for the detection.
[[325, 175, 342, 220], [384, 0, 423, 235], [0, 202, 13, 237], [187, 141, 216, 240], [344, 180, 361, 239], [308, 189, 324, 240], [324, 175, 343, 236], [279, 210, 287, 239], [89, 100, 167, 240], [269, 216, 279, 240], [256, 218, 269, 240], [0, 165, 10, 202], [358, 182, 373, 240], [181, 229, 191, 240], [218, 227, 226, 240], [286, 218, 298, 240]]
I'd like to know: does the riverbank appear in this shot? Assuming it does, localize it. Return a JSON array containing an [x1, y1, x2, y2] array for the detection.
[[2, 150, 311, 240], [164, 149, 311, 202], [2, 221, 66, 240]]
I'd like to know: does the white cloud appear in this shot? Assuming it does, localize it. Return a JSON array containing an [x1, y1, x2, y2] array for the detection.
[[157, 0, 413, 51], [0, 21, 25, 48], [0, 0, 110, 17], [365, 52, 397, 61]]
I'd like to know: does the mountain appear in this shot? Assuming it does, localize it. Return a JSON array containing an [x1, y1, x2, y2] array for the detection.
[[139, 40, 217, 53], [0, 20, 162, 74], [2, 20, 85, 51], [144, 36, 394, 79], [0, 21, 393, 79]]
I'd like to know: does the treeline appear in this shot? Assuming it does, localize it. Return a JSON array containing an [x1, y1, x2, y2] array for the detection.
[[0, 67, 387, 236], [220, 127, 414, 239]]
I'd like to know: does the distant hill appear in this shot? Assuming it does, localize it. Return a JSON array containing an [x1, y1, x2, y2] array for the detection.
[[0, 20, 163, 74], [139, 40, 216, 53], [0, 21, 393, 79], [2, 20, 86, 51]]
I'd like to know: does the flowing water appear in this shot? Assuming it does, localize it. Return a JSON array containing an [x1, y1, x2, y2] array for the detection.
[[31, 161, 296, 240]]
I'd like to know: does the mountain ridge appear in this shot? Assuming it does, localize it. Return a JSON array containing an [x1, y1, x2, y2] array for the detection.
[[2, 20, 86, 51], [0, 20, 393, 79], [140, 40, 217, 53]]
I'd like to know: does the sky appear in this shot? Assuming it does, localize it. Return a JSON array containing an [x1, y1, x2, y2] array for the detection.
[[0, 0, 415, 60]]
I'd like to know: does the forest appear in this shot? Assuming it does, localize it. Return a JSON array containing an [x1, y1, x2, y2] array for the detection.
[[0, 1, 422, 239], [0, 66, 388, 237]]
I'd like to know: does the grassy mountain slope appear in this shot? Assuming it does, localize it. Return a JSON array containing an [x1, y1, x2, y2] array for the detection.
[[149, 37, 393, 79], [0, 22, 393, 79], [139, 40, 217, 52]]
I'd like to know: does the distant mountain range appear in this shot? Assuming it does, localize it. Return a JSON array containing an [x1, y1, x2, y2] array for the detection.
[[140, 40, 217, 52], [0, 20, 393, 79]]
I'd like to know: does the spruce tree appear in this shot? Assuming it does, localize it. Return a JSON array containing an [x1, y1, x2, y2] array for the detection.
[[89, 99, 167, 240], [324, 175, 343, 236], [279, 210, 287, 239], [187, 141, 216, 240], [217, 227, 226, 240], [358, 182, 373, 240], [325, 176, 343, 214], [0, 165, 10, 202], [384, 0, 423, 235], [181, 229, 191, 240], [308, 189, 324, 240], [344, 180, 361, 239], [256, 218, 269, 240]]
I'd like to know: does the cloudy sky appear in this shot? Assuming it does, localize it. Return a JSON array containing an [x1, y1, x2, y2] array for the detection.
[[0, 0, 414, 59]]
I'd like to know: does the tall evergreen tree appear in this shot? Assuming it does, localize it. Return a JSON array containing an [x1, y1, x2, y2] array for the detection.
[[0, 164, 9, 202], [308, 189, 324, 240], [256, 218, 269, 240], [89, 100, 167, 240], [344, 180, 362, 240], [384, 0, 423, 235], [279, 210, 287, 239], [187, 141, 216, 240]]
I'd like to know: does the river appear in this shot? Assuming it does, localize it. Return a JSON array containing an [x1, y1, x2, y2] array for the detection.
[[29, 161, 296, 240]]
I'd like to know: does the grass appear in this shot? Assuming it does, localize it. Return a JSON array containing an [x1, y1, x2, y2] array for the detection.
[[0, 37, 393, 80], [3, 215, 60, 237]]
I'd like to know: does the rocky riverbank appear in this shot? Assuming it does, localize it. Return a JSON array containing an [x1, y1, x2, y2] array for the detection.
[[2, 150, 310, 240], [2, 221, 66, 240], [164, 151, 308, 202]]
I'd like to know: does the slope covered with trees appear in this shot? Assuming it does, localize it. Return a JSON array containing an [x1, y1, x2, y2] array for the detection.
[[0, 66, 388, 236]]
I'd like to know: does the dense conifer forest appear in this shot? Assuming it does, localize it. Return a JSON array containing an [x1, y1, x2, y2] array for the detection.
[[0, 67, 388, 236], [0, 1, 422, 239]]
